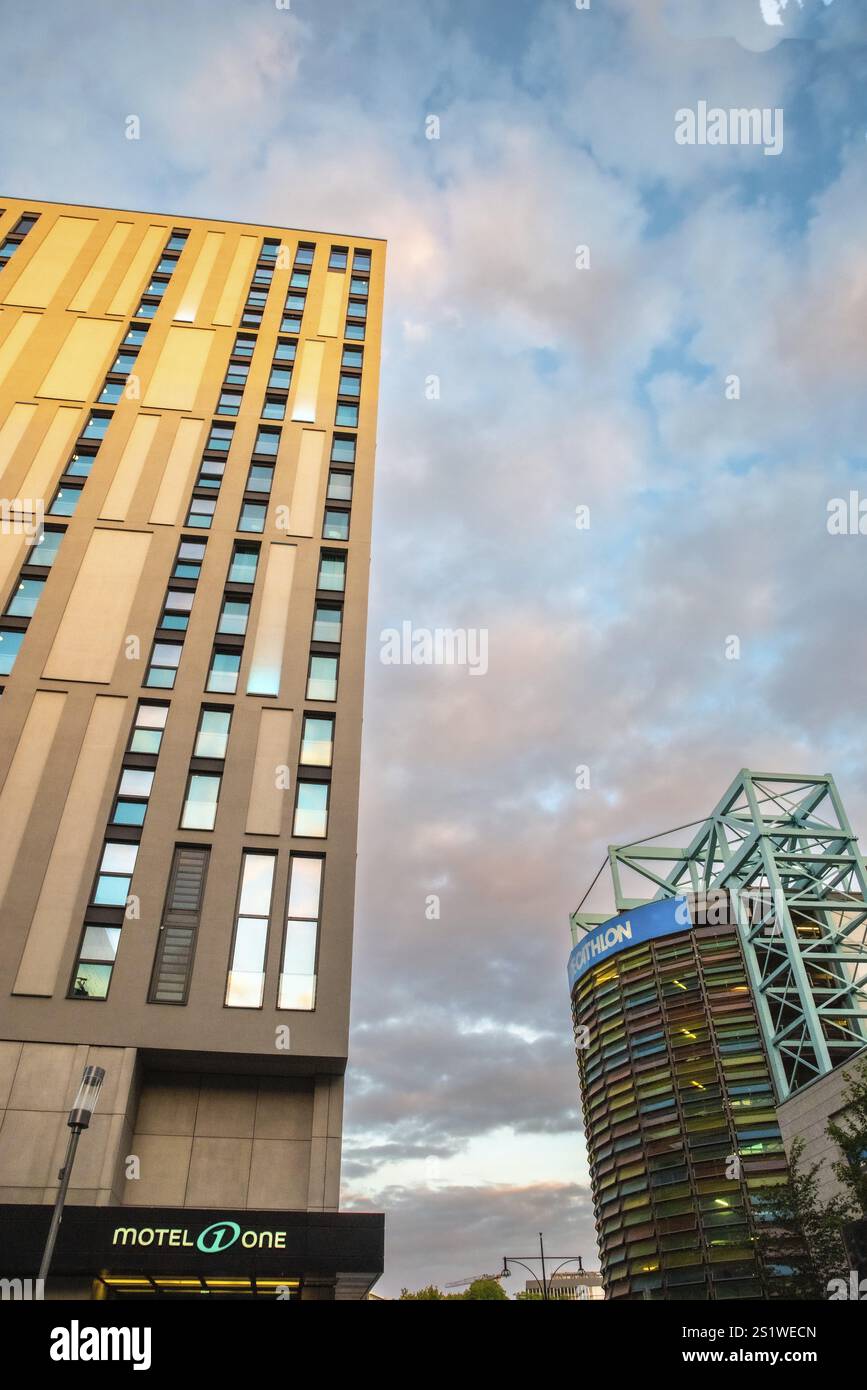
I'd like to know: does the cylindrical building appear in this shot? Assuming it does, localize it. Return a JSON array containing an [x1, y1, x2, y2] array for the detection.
[[570, 895, 791, 1300]]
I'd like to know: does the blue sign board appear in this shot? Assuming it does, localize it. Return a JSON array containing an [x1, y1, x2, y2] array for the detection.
[[568, 896, 691, 992]]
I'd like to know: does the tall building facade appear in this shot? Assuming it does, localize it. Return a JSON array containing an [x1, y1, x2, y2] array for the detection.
[[569, 771, 867, 1301], [0, 197, 384, 1298]]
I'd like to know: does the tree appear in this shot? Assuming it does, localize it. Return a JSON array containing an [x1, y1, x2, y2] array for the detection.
[[826, 1059, 867, 1217], [758, 1138, 851, 1299], [398, 1279, 508, 1300], [463, 1278, 507, 1300]]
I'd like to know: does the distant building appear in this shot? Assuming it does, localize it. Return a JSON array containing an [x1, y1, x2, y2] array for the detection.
[[524, 1270, 604, 1300]]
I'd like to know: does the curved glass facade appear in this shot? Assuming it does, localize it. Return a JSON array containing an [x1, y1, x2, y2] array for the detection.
[[572, 918, 792, 1300]]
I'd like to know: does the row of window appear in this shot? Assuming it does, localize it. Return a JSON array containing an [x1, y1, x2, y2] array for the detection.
[[73, 844, 325, 1013], [0, 525, 66, 680], [70, 686, 331, 1007], [226, 849, 323, 1009], [0, 229, 191, 684], [99, 235, 188, 403], [0, 211, 39, 269], [0, 228, 369, 692]]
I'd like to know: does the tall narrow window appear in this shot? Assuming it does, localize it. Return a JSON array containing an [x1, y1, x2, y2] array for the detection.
[[145, 640, 182, 689], [69, 925, 121, 1001], [327, 470, 353, 503], [226, 852, 275, 1008], [4, 576, 45, 617], [93, 841, 138, 907], [110, 767, 155, 827], [0, 629, 24, 677], [180, 772, 222, 830], [229, 542, 259, 585], [300, 714, 334, 767], [323, 509, 350, 541], [318, 552, 346, 593], [217, 596, 250, 636], [331, 435, 356, 464], [279, 856, 322, 1010], [194, 706, 232, 759], [293, 780, 329, 838], [128, 701, 169, 754], [307, 654, 338, 701], [312, 605, 342, 645], [207, 647, 241, 693]]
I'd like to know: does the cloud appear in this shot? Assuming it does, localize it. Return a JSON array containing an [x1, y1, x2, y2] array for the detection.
[[2, 0, 866, 1294], [662, 0, 853, 54]]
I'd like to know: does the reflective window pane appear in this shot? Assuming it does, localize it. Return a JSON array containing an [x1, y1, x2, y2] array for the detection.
[[27, 529, 63, 566], [118, 768, 154, 797], [300, 715, 334, 767], [218, 598, 250, 635], [5, 576, 44, 617], [312, 606, 341, 644], [239, 853, 275, 916], [181, 773, 221, 829], [293, 781, 329, 838], [195, 707, 232, 759], [307, 655, 338, 700], [323, 510, 349, 541], [229, 544, 258, 585], [318, 555, 346, 592], [207, 649, 240, 693], [0, 629, 24, 676]]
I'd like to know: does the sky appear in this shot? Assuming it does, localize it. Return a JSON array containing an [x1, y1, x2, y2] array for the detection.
[[1, 0, 866, 1296]]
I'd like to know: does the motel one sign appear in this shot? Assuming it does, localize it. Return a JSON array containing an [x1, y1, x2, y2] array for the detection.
[[113, 1219, 286, 1253]]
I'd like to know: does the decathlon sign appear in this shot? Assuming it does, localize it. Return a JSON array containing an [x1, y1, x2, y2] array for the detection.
[[568, 897, 691, 990]]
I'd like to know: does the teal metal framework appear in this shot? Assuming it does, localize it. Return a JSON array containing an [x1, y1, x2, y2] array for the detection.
[[571, 771, 867, 1100]]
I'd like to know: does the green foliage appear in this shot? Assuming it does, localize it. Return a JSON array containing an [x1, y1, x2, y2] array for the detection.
[[398, 1278, 508, 1300], [464, 1278, 508, 1300], [827, 1058, 867, 1217], [758, 1057, 867, 1298], [758, 1138, 851, 1299]]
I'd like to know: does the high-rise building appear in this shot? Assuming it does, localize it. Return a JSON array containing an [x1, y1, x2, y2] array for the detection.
[[568, 770, 867, 1301], [0, 197, 384, 1299]]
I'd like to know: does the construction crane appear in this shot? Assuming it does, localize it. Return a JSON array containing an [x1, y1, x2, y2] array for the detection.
[[443, 1272, 503, 1289]]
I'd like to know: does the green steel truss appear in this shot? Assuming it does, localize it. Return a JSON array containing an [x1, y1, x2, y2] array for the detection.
[[571, 770, 867, 1100]]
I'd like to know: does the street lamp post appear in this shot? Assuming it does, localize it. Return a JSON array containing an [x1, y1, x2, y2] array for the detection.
[[500, 1234, 585, 1301], [38, 1065, 106, 1286]]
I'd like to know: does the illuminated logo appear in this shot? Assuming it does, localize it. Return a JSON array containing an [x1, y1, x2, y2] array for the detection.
[[196, 1221, 241, 1254], [571, 922, 633, 975], [568, 897, 691, 989], [111, 1220, 288, 1251]]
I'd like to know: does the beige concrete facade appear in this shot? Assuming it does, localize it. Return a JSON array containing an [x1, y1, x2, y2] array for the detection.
[[0, 196, 383, 1262], [777, 1050, 866, 1206]]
